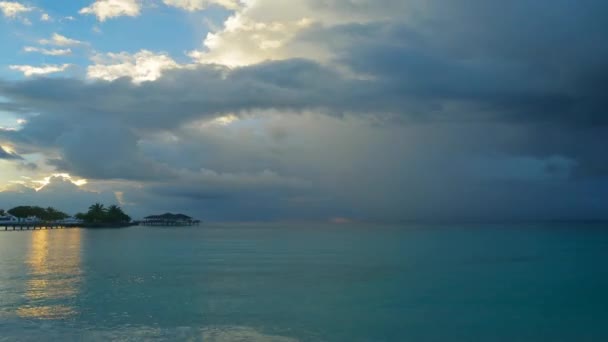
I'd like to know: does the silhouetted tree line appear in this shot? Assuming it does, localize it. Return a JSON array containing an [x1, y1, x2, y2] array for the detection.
[[3, 206, 69, 221], [75, 203, 131, 224], [1, 203, 131, 224]]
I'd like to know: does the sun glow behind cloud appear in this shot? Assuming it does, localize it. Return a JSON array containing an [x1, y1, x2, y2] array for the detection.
[[213, 114, 239, 126], [190, 114, 240, 130], [1, 143, 15, 154], [33, 174, 88, 191]]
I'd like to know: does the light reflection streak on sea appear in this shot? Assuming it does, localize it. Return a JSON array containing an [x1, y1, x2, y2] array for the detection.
[[17, 229, 82, 320]]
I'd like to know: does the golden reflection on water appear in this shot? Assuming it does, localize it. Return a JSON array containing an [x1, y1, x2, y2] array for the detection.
[[17, 229, 82, 320]]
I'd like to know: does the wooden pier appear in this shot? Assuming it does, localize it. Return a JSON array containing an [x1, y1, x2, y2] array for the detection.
[[1, 223, 80, 231]]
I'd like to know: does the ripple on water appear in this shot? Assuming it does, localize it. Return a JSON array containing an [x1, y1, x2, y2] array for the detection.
[[0, 325, 301, 342]]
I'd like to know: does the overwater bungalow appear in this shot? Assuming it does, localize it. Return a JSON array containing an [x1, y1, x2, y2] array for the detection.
[[140, 213, 201, 226], [55, 217, 85, 225]]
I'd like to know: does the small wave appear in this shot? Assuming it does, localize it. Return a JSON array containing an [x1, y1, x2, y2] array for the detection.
[[0, 325, 300, 342], [201, 326, 299, 342]]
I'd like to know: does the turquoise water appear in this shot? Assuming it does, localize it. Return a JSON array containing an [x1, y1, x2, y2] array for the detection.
[[0, 223, 607, 341]]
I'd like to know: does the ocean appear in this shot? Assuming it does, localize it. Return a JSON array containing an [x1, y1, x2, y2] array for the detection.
[[0, 223, 607, 341]]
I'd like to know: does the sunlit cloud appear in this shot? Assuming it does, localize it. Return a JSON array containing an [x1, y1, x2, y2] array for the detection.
[[114, 191, 125, 205], [162, 0, 242, 11], [1, 143, 16, 154], [33, 173, 88, 191], [213, 114, 239, 126], [187, 2, 315, 67], [79, 0, 141, 22], [23, 46, 72, 56], [87, 50, 181, 83], [0, 1, 33, 18], [39, 33, 84, 47], [9, 64, 71, 77]]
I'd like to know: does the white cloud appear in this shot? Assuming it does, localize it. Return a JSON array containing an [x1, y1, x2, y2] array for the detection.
[[9, 64, 71, 77], [23, 46, 72, 56], [79, 0, 141, 22], [187, 0, 412, 67], [189, 14, 313, 66], [162, 0, 241, 11], [186, 0, 332, 66], [40, 13, 51, 21], [87, 50, 180, 83], [39, 33, 83, 46], [0, 1, 33, 18]]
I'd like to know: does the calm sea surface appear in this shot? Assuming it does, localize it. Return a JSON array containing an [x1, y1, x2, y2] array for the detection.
[[0, 223, 607, 341]]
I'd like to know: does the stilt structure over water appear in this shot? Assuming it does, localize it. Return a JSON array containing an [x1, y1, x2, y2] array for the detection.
[[139, 213, 201, 226]]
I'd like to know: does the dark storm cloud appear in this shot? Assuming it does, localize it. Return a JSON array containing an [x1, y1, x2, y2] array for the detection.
[[1, 1, 606, 127], [0, 62, 363, 131], [291, 0, 608, 176], [297, 15, 607, 125], [47, 122, 175, 180], [0, 101, 29, 113]]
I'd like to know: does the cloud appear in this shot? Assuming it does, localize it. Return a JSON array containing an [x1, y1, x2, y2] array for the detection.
[[0, 59, 365, 133], [23, 46, 72, 56], [8, 64, 71, 77], [187, 1, 317, 66], [16, 161, 37, 170], [0, 1, 32, 18], [149, 168, 310, 199], [186, 0, 411, 66], [48, 121, 175, 181], [1, 0, 608, 221], [135, 111, 608, 221], [188, 16, 314, 66], [40, 12, 51, 21], [79, 0, 141, 22], [39, 33, 84, 46], [87, 50, 180, 83], [0, 145, 21, 159], [162, 0, 241, 11], [0, 176, 117, 215]]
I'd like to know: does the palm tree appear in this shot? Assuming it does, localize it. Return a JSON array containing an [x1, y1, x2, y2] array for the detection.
[[87, 203, 106, 223], [88, 203, 105, 213], [44, 207, 67, 221], [107, 205, 128, 223]]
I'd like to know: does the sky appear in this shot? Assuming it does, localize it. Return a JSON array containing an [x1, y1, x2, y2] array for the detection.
[[0, 0, 607, 222]]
